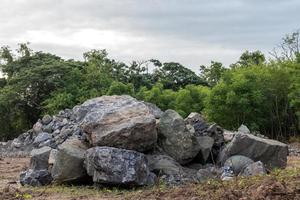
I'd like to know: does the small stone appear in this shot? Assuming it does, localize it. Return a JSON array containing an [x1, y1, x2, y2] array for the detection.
[[11, 138, 22, 148], [20, 169, 52, 186], [221, 166, 234, 181], [42, 121, 54, 133], [33, 121, 43, 134], [42, 115, 52, 125], [33, 132, 51, 146]]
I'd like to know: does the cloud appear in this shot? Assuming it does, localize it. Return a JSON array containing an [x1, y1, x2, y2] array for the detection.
[[0, 0, 299, 71]]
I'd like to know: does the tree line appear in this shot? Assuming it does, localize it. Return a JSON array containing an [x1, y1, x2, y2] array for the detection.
[[0, 32, 299, 141]]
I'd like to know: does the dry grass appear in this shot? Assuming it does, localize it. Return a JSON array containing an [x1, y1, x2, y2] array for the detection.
[[1, 156, 300, 200]]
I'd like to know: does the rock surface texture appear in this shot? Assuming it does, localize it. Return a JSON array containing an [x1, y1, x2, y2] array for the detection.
[[20, 169, 52, 186], [80, 96, 157, 152], [240, 161, 266, 177], [158, 109, 200, 164], [85, 147, 152, 186], [30, 146, 52, 170], [224, 155, 254, 175], [218, 133, 288, 169], [51, 138, 89, 183]]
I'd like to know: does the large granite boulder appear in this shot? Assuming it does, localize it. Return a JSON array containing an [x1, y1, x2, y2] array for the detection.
[[30, 146, 52, 170], [20, 169, 52, 186], [158, 110, 200, 164], [79, 95, 157, 152], [85, 147, 153, 186], [51, 138, 89, 183], [218, 133, 288, 169]]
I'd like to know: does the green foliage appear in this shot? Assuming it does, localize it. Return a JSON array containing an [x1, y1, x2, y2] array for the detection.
[[107, 81, 134, 96], [200, 61, 227, 87], [0, 31, 299, 141], [206, 63, 298, 139], [230, 50, 265, 68], [136, 83, 210, 117], [153, 61, 207, 90]]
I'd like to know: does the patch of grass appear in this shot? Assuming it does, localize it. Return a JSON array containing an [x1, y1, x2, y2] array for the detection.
[[289, 136, 300, 143], [21, 157, 300, 200]]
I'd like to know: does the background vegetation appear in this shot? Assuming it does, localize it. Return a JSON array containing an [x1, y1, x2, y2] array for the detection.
[[0, 32, 299, 141]]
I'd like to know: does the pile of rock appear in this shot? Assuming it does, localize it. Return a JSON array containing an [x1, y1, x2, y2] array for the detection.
[[1, 95, 288, 187], [288, 145, 300, 157]]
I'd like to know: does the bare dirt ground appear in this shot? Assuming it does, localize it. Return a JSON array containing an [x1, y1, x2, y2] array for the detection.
[[1, 156, 300, 200]]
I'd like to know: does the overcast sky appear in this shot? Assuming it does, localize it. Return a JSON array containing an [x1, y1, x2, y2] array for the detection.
[[0, 0, 299, 71]]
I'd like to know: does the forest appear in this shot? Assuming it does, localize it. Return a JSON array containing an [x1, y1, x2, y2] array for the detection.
[[0, 31, 299, 141]]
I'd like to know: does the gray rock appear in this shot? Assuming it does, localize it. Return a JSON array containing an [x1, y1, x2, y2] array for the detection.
[[218, 133, 288, 169], [24, 134, 34, 145], [51, 138, 89, 183], [240, 161, 266, 177], [195, 136, 214, 164], [80, 95, 157, 152], [30, 146, 52, 170], [223, 130, 235, 143], [143, 101, 163, 119], [38, 139, 56, 149], [52, 129, 60, 137], [147, 154, 183, 175], [181, 167, 199, 183], [20, 169, 52, 186], [62, 118, 69, 126], [42, 121, 54, 133], [85, 146, 151, 186], [11, 138, 22, 148], [147, 154, 201, 185], [185, 112, 208, 136], [221, 166, 235, 181], [187, 121, 225, 163], [48, 149, 58, 165], [33, 132, 51, 146], [197, 166, 222, 182], [42, 115, 52, 125], [158, 110, 200, 164], [238, 124, 250, 134], [33, 121, 43, 134], [224, 155, 254, 175], [205, 124, 225, 158]]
